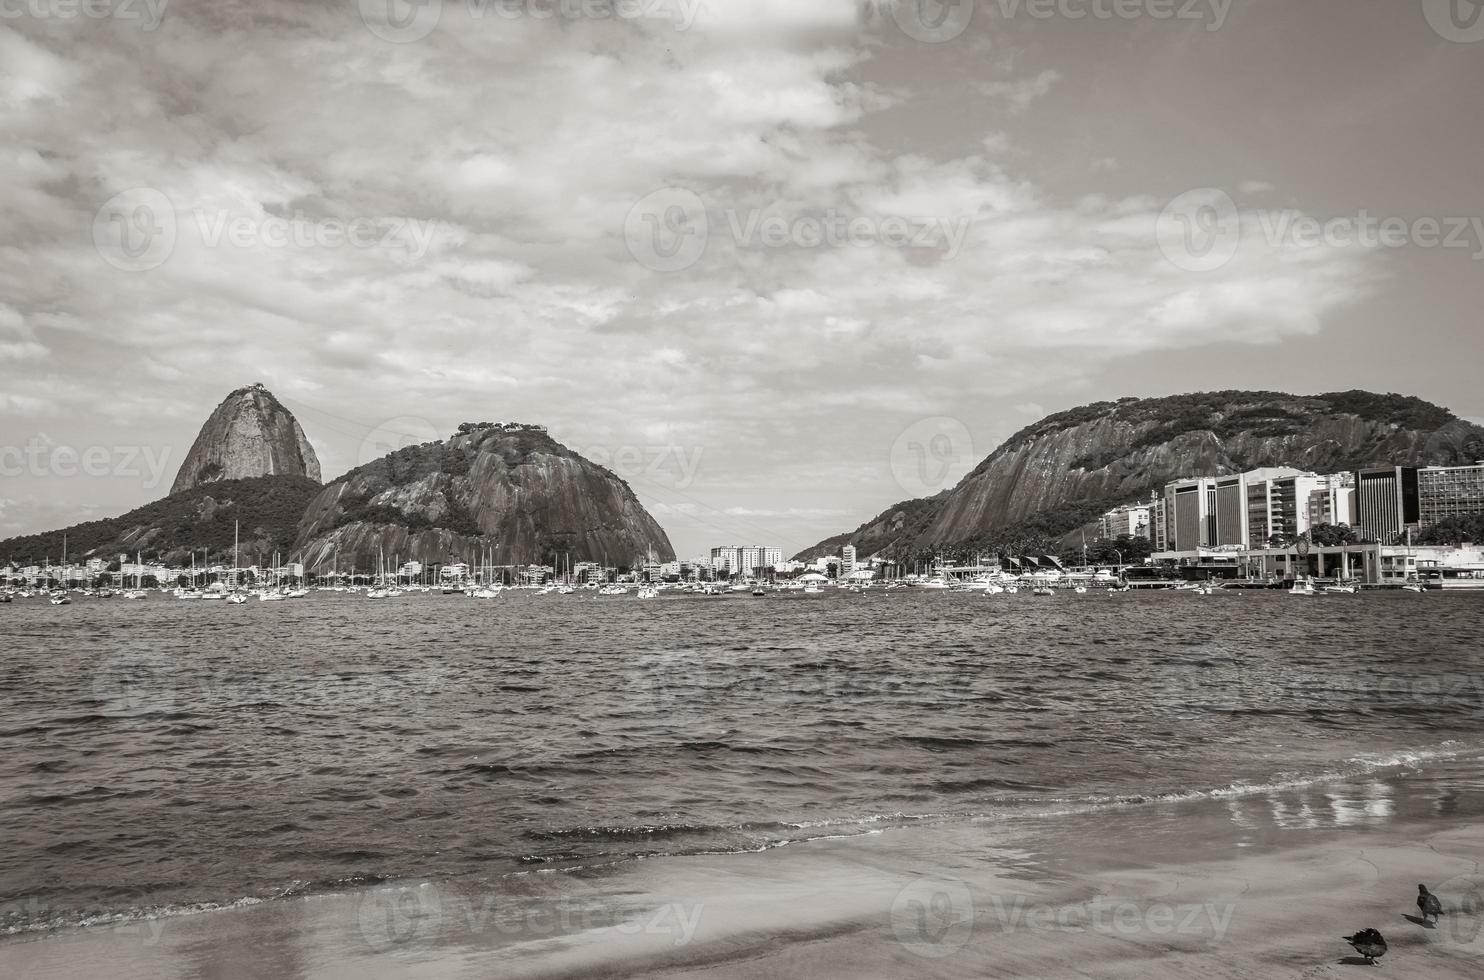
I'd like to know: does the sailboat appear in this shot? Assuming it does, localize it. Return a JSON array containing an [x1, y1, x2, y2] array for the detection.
[[226, 523, 248, 603], [122, 550, 148, 600], [52, 534, 73, 602], [367, 547, 390, 599]]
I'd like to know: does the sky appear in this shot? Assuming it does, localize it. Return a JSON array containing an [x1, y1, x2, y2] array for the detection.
[[1, 0, 1482, 559]]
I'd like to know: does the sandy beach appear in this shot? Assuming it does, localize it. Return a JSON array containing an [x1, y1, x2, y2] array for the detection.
[[6, 779, 1481, 980]]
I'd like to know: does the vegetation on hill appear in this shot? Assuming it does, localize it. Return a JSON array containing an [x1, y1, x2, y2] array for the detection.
[[797, 389, 1480, 564], [790, 494, 947, 562], [993, 390, 1457, 468], [0, 476, 321, 567]]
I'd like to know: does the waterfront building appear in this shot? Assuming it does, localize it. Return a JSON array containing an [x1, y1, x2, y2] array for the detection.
[[1160, 467, 1312, 551], [1098, 504, 1151, 541], [841, 545, 857, 576], [1147, 496, 1168, 552], [709, 546, 738, 574], [1244, 470, 1324, 545], [570, 561, 604, 583], [1417, 462, 1484, 526], [1150, 540, 1484, 588], [1354, 466, 1421, 543], [709, 545, 782, 577], [1307, 472, 1356, 529]]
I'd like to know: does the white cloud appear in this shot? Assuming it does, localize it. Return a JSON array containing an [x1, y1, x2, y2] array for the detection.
[[976, 69, 1061, 113], [0, 6, 1380, 555]]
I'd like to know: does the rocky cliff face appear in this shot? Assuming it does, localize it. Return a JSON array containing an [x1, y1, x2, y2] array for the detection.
[[796, 391, 1484, 559], [171, 383, 321, 494], [292, 423, 674, 572]]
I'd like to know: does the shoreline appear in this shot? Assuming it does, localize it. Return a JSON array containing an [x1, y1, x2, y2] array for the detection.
[[5, 767, 1482, 979]]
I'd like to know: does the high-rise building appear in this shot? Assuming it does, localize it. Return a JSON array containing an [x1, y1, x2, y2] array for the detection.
[[709, 546, 739, 574], [1166, 475, 1245, 551], [1147, 496, 1168, 551], [1245, 471, 1325, 545], [1354, 466, 1421, 543], [709, 545, 783, 577], [1098, 504, 1151, 540], [1164, 468, 1309, 552], [1418, 463, 1484, 526], [1307, 472, 1356, 529], [841, 545, 857, 576]]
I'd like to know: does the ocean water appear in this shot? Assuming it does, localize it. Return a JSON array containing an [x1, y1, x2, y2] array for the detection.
[[2, 588, 1482, 934]]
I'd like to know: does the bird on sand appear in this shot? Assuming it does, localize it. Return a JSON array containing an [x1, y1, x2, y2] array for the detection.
[[1343, 928, 1388, 965], [1417, 884, 1444, 924]]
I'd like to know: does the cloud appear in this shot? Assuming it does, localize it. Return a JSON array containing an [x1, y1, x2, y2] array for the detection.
[[976, 69, 1061, 113], [722, 506, 853, 519], [0, 5, 1379, 555]]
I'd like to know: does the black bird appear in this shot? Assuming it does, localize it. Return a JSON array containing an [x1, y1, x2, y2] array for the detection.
[[1417, 884, 1444, 924], [1343, 928, 1388, 965]]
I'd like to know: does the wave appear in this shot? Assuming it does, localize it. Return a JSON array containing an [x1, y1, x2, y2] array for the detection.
[[8, 745, 1479, 938]]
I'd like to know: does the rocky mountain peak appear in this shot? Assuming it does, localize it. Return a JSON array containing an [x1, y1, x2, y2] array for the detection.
[[170, 384, 322, 494]]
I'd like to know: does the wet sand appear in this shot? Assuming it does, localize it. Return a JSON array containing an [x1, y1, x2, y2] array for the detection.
[[5, 779, 1482, 980]]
